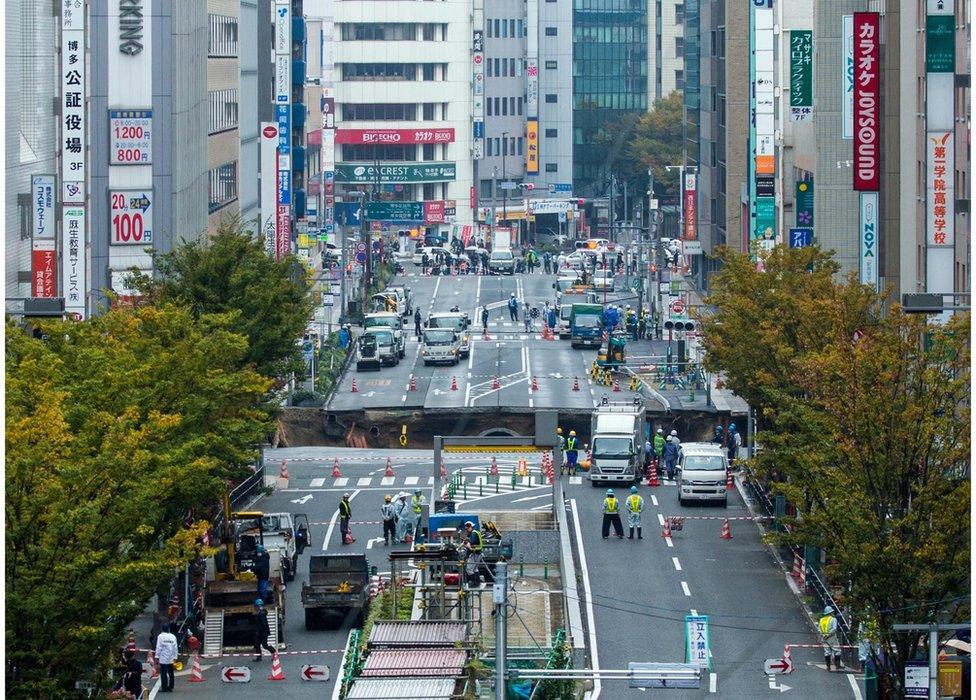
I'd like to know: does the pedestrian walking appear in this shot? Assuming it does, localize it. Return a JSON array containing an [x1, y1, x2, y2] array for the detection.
[[393, 492, 409, 543], [481, 305, 490, 333], [414, 307, 423, 340], [119, 645, 144, 698], [154, 622, 178, 692], [508, 293, 519, 322], [254, 544, 270, 600], [381, 495, 397, 546], [642, 438, 653, 476], [523, 302, 532, 332], [820, 606, 843, 671], [421, 251, 430, 275], [626, 485, 644, 539], [564, 430, 579, 475], [339, 493, 353, 544], [601, 489, 624, 539], [638, 310, 647, 340], [252, 599, 277, 662], [546, 305, 558, 333], [663, 435, 680, 480]]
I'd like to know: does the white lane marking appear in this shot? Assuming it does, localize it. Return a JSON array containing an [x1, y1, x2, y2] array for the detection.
[[657, 513, 666, 526], [512, 493, 552, 503], [846, 672, 864, 700], [665, 537, 673, 548], [709, 672, 717, 693], [401, 394, 406, 402], [322, 489, 361, 551], [147, 679, 161, 699], [531, 504, 551, 511], [404, 476, 419, 486], [380, 476, 395, 486], [650, 494, 658, 506], [467, 336, 476, 370], [529, 398, 534, 408], [570, 499, 601, 700], [672, 557, 682, 571], [334, 477, 349, 487], [690, 609, 698, 615], [681, 581, 691, 596], [291, 494, 314, 505], [357, 477, 372, 486], [365, 537, 384, 549], [310, 478, 325, 487], [428, 277, 441, 309]]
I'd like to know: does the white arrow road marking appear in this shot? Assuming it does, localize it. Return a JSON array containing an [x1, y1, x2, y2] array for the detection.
[[291, 494, 314, 505], [768, 679, 791, 693], [366, 537, 384, 549]]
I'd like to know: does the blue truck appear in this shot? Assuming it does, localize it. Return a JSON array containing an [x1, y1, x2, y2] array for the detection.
[[570, 303, 604, 349]]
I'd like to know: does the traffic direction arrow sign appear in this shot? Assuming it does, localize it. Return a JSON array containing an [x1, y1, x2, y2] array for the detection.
[[221, 666, 251, 682], [301, 664, 330, 681], [764, 658, 794, 675]]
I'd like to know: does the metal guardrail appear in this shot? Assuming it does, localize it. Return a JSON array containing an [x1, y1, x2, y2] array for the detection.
[[211, 462, 267, 534]]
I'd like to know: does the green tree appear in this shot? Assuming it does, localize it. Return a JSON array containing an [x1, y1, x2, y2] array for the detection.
[[701, 247, 970, 695], [132, 220, 313, 380], [6, 306, 273, 697]]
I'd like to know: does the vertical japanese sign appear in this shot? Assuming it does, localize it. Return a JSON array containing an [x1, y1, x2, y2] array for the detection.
[[683, 173, 698, 240], [853, 13, 880, 191], [32, 240, 57, 298], [685, 615, 711, 671], [32, 175, 56, 239], [795, 180, 814, 228], [750, 0, 776, 246], [275, 0, 292, 260], [526, 0, 539, 118], [61, 1, 87, 319], [926, 132, 954, 247], [842, 16, 854, 139], [472, 29, 485, 159], [789, 30, 813, 121], [526, 119, 539, 174], [859, 192, 879, 288], [261, 123, 279, 256]]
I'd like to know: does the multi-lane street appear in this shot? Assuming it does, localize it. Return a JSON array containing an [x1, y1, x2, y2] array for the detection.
[[160, 446, 860, 699]]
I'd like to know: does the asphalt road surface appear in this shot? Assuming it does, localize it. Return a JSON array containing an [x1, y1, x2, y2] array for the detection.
[[328, 268, 649, 412], [160, 447, 860, 699]]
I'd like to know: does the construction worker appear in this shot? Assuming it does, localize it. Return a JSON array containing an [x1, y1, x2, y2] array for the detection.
[[381, 495, 397, 546], [602, 489, 624, 538], [338, 493, 353, 544], [664, 435, 680, 480], [254, 544, 270, 599], [820, 606, 843, 671], [251, 599, 276, 663], [626, 485, 644, 539], [410, 489, 426, 537], [653, 428, 666, 473], [393, 492, 410, 543], [565, 430, 580, 475], [727, 422, 742, 463], [463, 521, 484, 587]]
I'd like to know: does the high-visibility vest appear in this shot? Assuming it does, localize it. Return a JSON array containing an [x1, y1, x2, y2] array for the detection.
[[339, 500, 351, 518], [411, 496, 423, 514], [603, 497, 619, 514], [468, 530, 483, 552], [627, 495, 643, 514], [819, 615, 836, 636], [566, 437, 578, 452]]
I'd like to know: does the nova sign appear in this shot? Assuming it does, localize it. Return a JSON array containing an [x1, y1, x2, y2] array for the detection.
[[119, 0, 145, 55]]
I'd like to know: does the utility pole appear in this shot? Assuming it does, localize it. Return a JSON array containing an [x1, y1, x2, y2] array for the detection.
[[608, 174, 615, 243], [493, 560, 508, 700], [501, 131, 509, 237], [892, 623, 969, 700]]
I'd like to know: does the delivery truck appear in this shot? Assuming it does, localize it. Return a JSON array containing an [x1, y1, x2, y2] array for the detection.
[[588, 397, 646, 485]]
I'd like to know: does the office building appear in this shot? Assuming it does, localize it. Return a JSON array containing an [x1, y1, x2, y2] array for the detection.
[[208, 0, 243, 231], [648, 0, 686, 101]]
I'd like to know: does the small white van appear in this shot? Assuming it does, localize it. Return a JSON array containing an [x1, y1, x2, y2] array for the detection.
[[677, 442, 729, 506]]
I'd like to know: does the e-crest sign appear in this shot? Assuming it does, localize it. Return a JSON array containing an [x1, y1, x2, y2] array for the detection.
[[119, 0, 145, 55]]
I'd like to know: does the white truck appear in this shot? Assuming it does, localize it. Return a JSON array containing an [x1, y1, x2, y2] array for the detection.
[[588, 397, 646, 485], [493, 228, 513, 251]]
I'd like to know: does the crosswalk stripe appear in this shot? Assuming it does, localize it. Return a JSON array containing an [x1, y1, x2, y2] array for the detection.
[[334, 477, 348, 487], [310, 478, 326, 487], [357, 477, 372, 486], [404, 476, 419, 486], [380, 476, 394, 486]]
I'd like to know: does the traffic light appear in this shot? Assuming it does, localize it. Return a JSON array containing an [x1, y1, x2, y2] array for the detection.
[[663, 319, 696, 332]]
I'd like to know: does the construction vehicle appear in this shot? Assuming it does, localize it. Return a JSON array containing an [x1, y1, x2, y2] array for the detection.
[[596, 330, 628, 368], [202, 493, 299, 657], [235, 511, 310, 583], [301, 554, 370, 630]]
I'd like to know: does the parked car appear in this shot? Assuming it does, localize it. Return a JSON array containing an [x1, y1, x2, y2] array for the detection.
[[411, 246, 451, 265], [427, 312, 471, 358], [364, 312, 405, 359]]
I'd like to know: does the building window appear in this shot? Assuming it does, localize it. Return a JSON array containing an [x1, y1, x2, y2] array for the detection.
[[517, 137, 523, 155], [517, 19, 524, 37], [423, 144, 435, 159], [487, 99, 493, 116], [675, 37, 684, 58], [208, 162, 238, 213], [423, 103, 436, 120], [422, 23, 437, 41], [422, 63, 436, 80], [494, 97, 501, 114], [675, 69, 684, 90], [209, 14, 238, 57], [494, 19, 501, 37], [487, 58, 493, 77], [502, 19, 508, 38], [509, 97, 515, 114], [487, 139, 493, 156], [494, 58, 501, 76], [545, 128, 557, 137], [510, 19, 515, 36], [545, 26, 557, 36], [545, 60, 557, 69], [545, 163, 558, 172], [487, 20, 492, 38], [502, 98, 508, 115], [502, 58, 508, 75], [517, 97, 523, 115], [509, 59, 515, 77], [510, 136, 516, 154], [675, 4, 685, 23], [209, 89, 239, 134], [545, 94, 557, 103], [342, 103, 417, 120], [495, 138, 501, 155], [340, 23, 417, 41], [423, 183, 436, 199], [343, 144, 418, 161]]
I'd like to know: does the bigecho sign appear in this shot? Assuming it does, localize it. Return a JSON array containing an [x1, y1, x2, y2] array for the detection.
[[335, 128, 455, 145], [853, 12, 880, 191]]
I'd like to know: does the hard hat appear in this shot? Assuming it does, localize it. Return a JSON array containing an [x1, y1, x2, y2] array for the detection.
[[606, 489, 614, 496], [464, 521, 475, 528], [343, 492, 350, 498], [823, 605, 834, 616], [630, 485, 638, 493], [729, 422, 737, 430], [569, 430, 576, 436], [557, 427, 563, 434], [670, 430, 677, 436], [414, 488, 422, 494], [626, 304, 632, 309], [511, 292, 516, 297], [255, 599, 265, 607], [656, 428, 663, 434], [256, 544, 265, 553], [666, 435, 672, 442], [384, 494, 392, 502]]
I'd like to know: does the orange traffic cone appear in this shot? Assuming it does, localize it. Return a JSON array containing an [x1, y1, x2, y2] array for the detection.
[[385, 457, 394, 477], [439, 461, 447, 479], [483, 329, 492, 340], [267, 652, 285, 681], [791, 551, 803, 581], [451, 376, 458, 391], [726, 469, 734, 491], [279, 460, 289, 479], [612, 377, 621, 392], [492, 375, 500, 390], [351, 378, 359, 393], [661, 517, 672, 538], [647, 466, 660, 487], [531, 376, 539, 392], [409, 374, 417, 391], [572, 376, 580, 391], [149, 652, 159, 679], [187, 652, 205, 682], [720, 518, 733, 539], [332, 458, 342, 478], [490, 456, 499, 477]]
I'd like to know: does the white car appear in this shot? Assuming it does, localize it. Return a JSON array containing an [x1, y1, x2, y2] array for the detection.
[[411, 246, 451, 265], [362, 328, 399, 367], [677, 442, 729, 506], [564, 250, 597, 271], [592, 269, 615, 292], [364, 312, 406, 359], [421, 328, 461, 365], [427, 312, 471, 358]]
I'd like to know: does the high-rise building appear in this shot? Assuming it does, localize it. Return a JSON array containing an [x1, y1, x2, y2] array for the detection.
[[572, 0, 649, 196], [207, 1, 243, 231], [648, 0, 686, 100]]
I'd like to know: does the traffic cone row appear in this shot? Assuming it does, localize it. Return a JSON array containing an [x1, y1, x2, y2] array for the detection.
[[720, 517, 733, 539], [351, 378, 359, 393], [332, 458, 342, 478], [187, 652, 205, 682], [384, 457, 394, 477], [572, 376, 580, 391], [450, 376, 458, 391], [409, 374, 417, 391], [268, 652, 285, 681]]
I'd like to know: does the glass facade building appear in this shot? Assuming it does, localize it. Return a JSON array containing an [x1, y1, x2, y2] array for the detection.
[[572, 0, 648, 194]]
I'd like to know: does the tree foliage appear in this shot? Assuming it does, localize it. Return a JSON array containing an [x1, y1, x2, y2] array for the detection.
[[132, 221, 313, 380], [6, 306, 273, 697], [700, 246, 970, 695]]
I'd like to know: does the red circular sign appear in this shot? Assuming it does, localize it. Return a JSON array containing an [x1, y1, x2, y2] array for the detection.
[[474, 54, 483, 64], [262, 125, 278, 138], [671, 300, 685, 314]]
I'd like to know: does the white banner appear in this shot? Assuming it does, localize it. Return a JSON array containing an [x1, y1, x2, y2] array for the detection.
[[926, 131, 955, 247], [62, 206, 87, 319], [32, 175, 56, 239], [859, 192, 878, 288], [61, 28, 86, 203], [842, 16, 854, 139], [260, 123, 279, 256], [275, 1, 291, 54], [526, 59, 539, 118]]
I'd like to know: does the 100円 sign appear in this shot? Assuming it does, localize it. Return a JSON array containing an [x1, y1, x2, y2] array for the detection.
[[109, 190, 153, 245], [109, 109, 152, 164]]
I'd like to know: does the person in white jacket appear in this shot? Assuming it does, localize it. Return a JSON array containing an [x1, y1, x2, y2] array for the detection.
[[154, 622, 179, 692]]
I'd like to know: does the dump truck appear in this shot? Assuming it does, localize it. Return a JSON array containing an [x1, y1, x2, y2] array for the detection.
[[301, 554, 370, 630]]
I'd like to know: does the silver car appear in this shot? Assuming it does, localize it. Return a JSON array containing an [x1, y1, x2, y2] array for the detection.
[[363, 328, 399, 367], [364, 313, 405, 359], [677, 443, 729, 506], [427, 312, 471, 358], [421, 328, 460, 365]]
